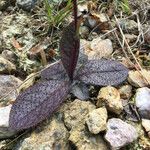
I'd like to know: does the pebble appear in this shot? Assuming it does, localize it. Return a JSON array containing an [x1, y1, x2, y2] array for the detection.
[[0, 75, 22, 104], [135, 87, 150, 119], [0, 105, 16, 139], [0, 56, 16, 74], [105, 118, 138, 149], [1, 50, 17, 63], [97, 86, 123, 114], [142, 119, 150, 133], [16, 0, 37, 11], [119, 85, 132, 99], [89, 38, 113, 59], [86, 107, 108, 134], [128, 70, 150, 87]]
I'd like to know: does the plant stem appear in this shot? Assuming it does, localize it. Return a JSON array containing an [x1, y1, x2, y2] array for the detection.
[[73, 0, 78, 32]]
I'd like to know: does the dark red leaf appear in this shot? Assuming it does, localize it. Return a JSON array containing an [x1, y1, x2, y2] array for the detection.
[[59, 21, 80, 81], [41, 60, 68, 81], [9, 80, 70, 130], [76, 59, 129, 86]]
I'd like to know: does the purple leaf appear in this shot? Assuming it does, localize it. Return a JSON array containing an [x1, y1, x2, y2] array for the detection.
[[71, 82, 89, 100], [40, 60, 68, 81], [9, 80, 70, 130], [59, 21, 80, 81], [76, 59, 129, 86]]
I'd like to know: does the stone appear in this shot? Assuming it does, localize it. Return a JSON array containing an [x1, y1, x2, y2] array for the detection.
[[119, 19, 138, 33], [135, 87, 150, 119], [0, 0, 9, 11], [119, 85, 132, 99], [89, 38, 113, 59], [81, 38, 113, 60], [1, 50, 17, 63], [105, 118, 138, 149], [16, 0, 37, 11], [142, 119, 150, 133], [63, 99, 96, 130], [128, 70, 150, 87], [0, 75, 22, 104], [69, 127, 108, 150], [144, 29, 150, 45], [80, 26, 90, 39], [124, 34, 137, 43], [0, 105, 16, 139], [0, 56, 16, 74], [14, 114, 69, 150], [97, 86, 123, 114], [86, 107, 107, 134]]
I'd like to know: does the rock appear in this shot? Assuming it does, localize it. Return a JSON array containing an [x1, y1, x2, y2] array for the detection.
[[86, 107, 107, 134], [0, 105, 16, 139], [16, 0, 37, 11], [142, 119, 150, 133], [14, 114, 69, 150], [124, 34, 137, 43], [135, 87, 150, 119], [119, 19, 138, 33], [1, 50, 17, 63], [144, 29, 150, 44], [0, 0, 9, 11], [128, 70, 150, 87], [69, 127, 108, 150], [119, 85, 132, 99], [89, 38, 113, 59], [63, 99, 96, 130], [0, 56, 16, 74], [80, 26, 90, 39], [97, 86, 123, 114], [0, 75, 22, 104], [105, 118, 138, 149], [81, 38, 113, 60]]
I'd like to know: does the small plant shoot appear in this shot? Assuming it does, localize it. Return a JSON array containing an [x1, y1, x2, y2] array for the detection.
[[9, 0, 129, 130]]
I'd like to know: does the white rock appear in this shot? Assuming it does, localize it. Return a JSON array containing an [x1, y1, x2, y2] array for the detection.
[[135, 87, 150, 119], [86, 107, 107, 134], [0, 105, 16, 139], [128, 70, 150, 87], [105, 118, 138, 149], [142, 119, 150, 132]]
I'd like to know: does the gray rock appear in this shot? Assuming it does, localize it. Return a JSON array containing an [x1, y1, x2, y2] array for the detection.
[[0, 75, 22, 103], [135, 87, 150, 119], [1, 50, 17, 63], [16, 0, 37, 11], [14, 114, 69, 150], [97, 86, 123, 114], [105, 118, 138, 149], [0, 105, 16, 139], [0, 56, 16, 74], [63, 99, 96, 130], [86, 107, 108, 134], [119, 19, 138, 33]]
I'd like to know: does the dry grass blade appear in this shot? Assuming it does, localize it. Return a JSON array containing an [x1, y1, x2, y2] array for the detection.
[[114, 15, 150, 86]]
